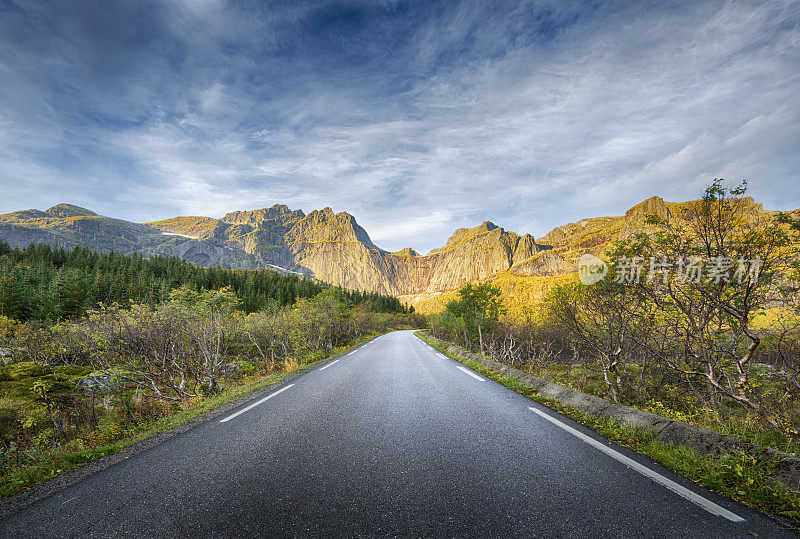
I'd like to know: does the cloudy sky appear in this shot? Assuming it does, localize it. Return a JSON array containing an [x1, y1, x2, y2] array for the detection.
[[1, 0, 798, 253]]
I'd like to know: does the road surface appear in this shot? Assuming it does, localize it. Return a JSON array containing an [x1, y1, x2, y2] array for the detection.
[[0, 330, 792, 537]]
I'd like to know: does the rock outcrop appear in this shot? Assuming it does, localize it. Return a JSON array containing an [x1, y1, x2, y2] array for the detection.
[[45, 203, 98, 218], [510, 251, 573, 277], [624, 195, 671, 223], [620, 195, 671, 238], [392, 248, 419, 257], [538, 216, 622, 248]]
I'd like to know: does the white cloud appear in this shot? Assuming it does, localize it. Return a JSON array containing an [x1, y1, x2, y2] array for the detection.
[[0, 0, 797, 253]]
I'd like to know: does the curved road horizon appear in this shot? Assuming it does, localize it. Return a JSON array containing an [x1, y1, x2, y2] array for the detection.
[[0, 330, 792, 537]]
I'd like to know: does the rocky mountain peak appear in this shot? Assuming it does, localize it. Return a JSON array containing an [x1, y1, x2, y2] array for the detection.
[[392, 247, 419, 257], [620, 195, 672, 239], [45, 204, 98, 218], [288, 208, 380, 251], [434, 220, 503, 253], [624, 196, 670, 223], [221, 204, 304, 226]]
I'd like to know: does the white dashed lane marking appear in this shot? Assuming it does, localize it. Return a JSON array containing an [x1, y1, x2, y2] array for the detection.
[[527, 406, 745, 523], [220, 384, 295, 423], [456, 365, 485, 381]]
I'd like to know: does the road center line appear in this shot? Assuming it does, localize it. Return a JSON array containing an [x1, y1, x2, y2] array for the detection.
[[219, 384, 295, 423], [320, 359, 340, 370], [456, 365, 485, 381], [526, 406, 745, 522]]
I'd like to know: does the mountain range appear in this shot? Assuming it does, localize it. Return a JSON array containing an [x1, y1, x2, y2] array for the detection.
[[0, 196, 791, 313]]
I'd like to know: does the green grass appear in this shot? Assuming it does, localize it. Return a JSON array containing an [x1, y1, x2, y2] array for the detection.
[[0, 333, 381, 500], [416, 330, 800, 529]]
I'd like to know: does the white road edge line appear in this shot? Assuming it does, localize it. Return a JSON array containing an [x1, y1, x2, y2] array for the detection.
[[347, 350, 356, 355], [219, 384, 295, 423], [437, 353, 448, 360], [320, 359, 340, 371], [526, 406, 745, 522], [456, 365, 485, 381]]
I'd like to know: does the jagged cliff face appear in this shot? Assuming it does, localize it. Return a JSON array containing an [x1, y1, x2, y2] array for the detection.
[[1, 196, 789, 312], [276, 214, 547, 296], [152, 207, 549, 297], [403, 222, 543, 293]]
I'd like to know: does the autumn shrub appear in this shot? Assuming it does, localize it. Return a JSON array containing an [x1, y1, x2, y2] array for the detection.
[[0, 284, 421, 491], [431, 181, 800, 446]]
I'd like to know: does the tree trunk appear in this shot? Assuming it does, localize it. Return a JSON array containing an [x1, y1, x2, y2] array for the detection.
[[603, 348, 622, 403]]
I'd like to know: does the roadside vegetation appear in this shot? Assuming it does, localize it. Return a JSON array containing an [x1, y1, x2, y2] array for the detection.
[[418, 331, 800, 528], [427, 181, 800, 522], [430, 181, 800, 452], [0, 245, 424, 498]]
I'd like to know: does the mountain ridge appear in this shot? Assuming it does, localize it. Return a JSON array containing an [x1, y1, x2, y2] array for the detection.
[[1, 196, 792, 312]]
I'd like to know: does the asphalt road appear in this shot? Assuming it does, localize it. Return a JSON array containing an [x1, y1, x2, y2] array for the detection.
[[0, 330, 793, 537]]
